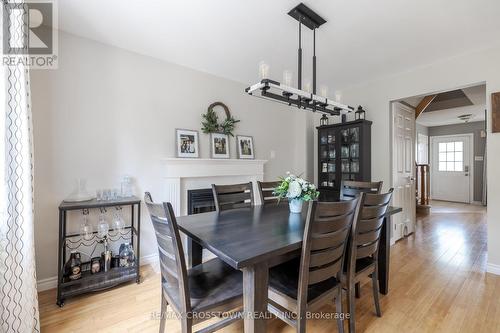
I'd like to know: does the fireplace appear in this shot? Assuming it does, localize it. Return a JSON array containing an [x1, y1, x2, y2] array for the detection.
[[162, 158, 267, 215], [187, 188, 216, 215]]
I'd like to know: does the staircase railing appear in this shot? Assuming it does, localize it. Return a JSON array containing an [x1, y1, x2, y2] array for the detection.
[[416, 164, 430, 207]]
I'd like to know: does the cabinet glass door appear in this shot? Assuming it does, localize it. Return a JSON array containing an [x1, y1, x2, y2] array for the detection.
[[341, 126, 360, 181]]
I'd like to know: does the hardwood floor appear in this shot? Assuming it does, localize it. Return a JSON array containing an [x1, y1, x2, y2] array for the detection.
[[39, 202, 499, 332]]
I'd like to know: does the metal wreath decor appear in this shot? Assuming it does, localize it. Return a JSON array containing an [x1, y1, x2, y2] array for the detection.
[[201, 102, 240, 136]]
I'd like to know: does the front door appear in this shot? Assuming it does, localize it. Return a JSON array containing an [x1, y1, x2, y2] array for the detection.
[[392, 102, 416, 242], [430, 135, 472, 203]]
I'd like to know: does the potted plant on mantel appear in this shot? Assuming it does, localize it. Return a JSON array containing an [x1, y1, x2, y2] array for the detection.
[[274, 172, 319, 213]]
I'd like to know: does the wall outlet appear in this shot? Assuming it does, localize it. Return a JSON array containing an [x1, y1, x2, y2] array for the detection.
[[270, 150, 276, 159]]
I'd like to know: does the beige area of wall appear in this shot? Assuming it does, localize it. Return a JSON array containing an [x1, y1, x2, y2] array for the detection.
[[312, 42, 500, 270], [30, 31, 310, 280]]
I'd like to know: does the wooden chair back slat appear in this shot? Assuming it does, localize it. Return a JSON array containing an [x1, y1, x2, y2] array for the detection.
[[257, 181, 283, 205], [361, 205, 388, 220], [308, 258, 343, 285], [311, 228, 350, 251], [144, 192, 191, 314], [356, 241, 379, 259], [363, 191, 393, 207], [155, 232, 176, 261], [316, 201, 359, 216], [356, 217, 384, 233], [313, 214, 353, 232], [212, 182, 254, 212], [340, 180, 383, 200], [218, 192, 252, 205], [356, 228, 383, 246], [159, 250, 180, 280], [309, 244, 345, 267], [151, 218, 173, 237]]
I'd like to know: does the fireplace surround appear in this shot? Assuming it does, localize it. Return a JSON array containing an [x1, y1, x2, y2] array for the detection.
[[161, 158, 267, 216]]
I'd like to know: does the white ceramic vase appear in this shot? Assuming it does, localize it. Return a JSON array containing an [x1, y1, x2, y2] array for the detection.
[[289, 198, 303, 214]]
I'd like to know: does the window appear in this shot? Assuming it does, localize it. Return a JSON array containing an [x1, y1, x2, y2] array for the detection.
[[438, 141, 463, 171]]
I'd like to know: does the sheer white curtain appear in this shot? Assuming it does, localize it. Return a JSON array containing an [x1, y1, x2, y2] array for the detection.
[[0, 1, 40, 332]]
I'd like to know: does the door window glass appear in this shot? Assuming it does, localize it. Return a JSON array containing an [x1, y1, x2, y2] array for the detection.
[[438, 141, 463, 171]]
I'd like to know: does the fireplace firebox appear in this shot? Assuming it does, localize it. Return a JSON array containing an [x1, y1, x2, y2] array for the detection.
[[187, 188, 216, 215]]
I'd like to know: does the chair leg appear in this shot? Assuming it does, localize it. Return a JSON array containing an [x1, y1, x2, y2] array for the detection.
[[347, 284, 356, 333], [335, 287, 344, 333], [297, 313, 306, 333], [372, 269, 382, 317], [355, 282, 361, 299], [180, 317, 193, 333], [159, 293, 168, 333]]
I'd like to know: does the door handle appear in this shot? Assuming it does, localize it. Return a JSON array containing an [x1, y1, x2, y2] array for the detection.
[[465, 173, 469, 176]]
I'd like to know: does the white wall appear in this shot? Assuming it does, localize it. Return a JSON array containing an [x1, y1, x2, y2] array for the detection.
[[30, 32, 309, 281], [313, 43, 500, 271]]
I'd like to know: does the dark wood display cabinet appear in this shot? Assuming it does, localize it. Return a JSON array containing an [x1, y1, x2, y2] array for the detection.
[[317, 119, 372, 201]]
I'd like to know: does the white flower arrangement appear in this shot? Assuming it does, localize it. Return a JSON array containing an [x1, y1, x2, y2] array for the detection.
[[274, 172, 319, 201]]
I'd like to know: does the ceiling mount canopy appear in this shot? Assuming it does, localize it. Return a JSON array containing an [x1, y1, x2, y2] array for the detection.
[[245, 3, 354, 116], [287, 2, 327, 30]]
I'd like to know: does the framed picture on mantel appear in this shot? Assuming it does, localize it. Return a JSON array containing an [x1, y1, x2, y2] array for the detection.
[[176, 129, 199, 158], [211, 133, 230, 159], [236, 135, 255, 159]]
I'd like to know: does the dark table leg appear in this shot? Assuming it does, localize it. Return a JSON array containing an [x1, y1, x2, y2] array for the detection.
[[187, 238, 203, 268], [242, 263, 269, 333], [378, 215, 391, 295]]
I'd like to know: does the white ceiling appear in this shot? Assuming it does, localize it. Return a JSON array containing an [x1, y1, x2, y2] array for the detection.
[[417, 104, 486, 127], [58, 0, 500, 92], [414, 85, 486, 127]]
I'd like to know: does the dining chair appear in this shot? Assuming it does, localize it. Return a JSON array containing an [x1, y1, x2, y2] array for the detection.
[[212, 182, 254, 212], [257, 180, 283, 205], [342, 189, 393, 333], [144, 193, 243, 333], [267, 196, 363, 333], [340, 180, 383, 201]]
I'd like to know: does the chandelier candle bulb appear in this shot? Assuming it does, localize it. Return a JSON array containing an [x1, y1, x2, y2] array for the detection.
[[335, 91, 342, 103], [320, 85, 328, 98], [258, 61, 270, 80], [283, 70, 293, 86], [304, 80, 312, 93]]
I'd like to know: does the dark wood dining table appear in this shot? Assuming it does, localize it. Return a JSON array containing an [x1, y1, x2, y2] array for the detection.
[[176, 203, 402, 333]]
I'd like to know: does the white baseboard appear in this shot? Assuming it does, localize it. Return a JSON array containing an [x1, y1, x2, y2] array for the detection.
[[486, 263, 500, 276], [37, 276, 58, 292], [37, 253, 160, 292]]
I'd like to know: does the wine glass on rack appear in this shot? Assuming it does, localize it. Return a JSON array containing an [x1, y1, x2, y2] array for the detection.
[[97, 212, 109, 239], [112, 209, 125, 235], [79, 211, 93, 241]]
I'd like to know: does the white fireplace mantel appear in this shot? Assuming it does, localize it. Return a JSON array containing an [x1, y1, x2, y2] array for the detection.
[[161, 158, 268, 215]]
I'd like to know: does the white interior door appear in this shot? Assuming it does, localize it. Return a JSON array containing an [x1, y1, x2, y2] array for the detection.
[[430, 135, 472, 203], [392, 102, 416, 242]]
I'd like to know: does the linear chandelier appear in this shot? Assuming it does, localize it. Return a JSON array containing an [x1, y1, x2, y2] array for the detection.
[[245, 3, 354, 116]]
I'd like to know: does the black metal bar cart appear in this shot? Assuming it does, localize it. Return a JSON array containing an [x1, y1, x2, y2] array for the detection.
[[56, 197, 141, 306]]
